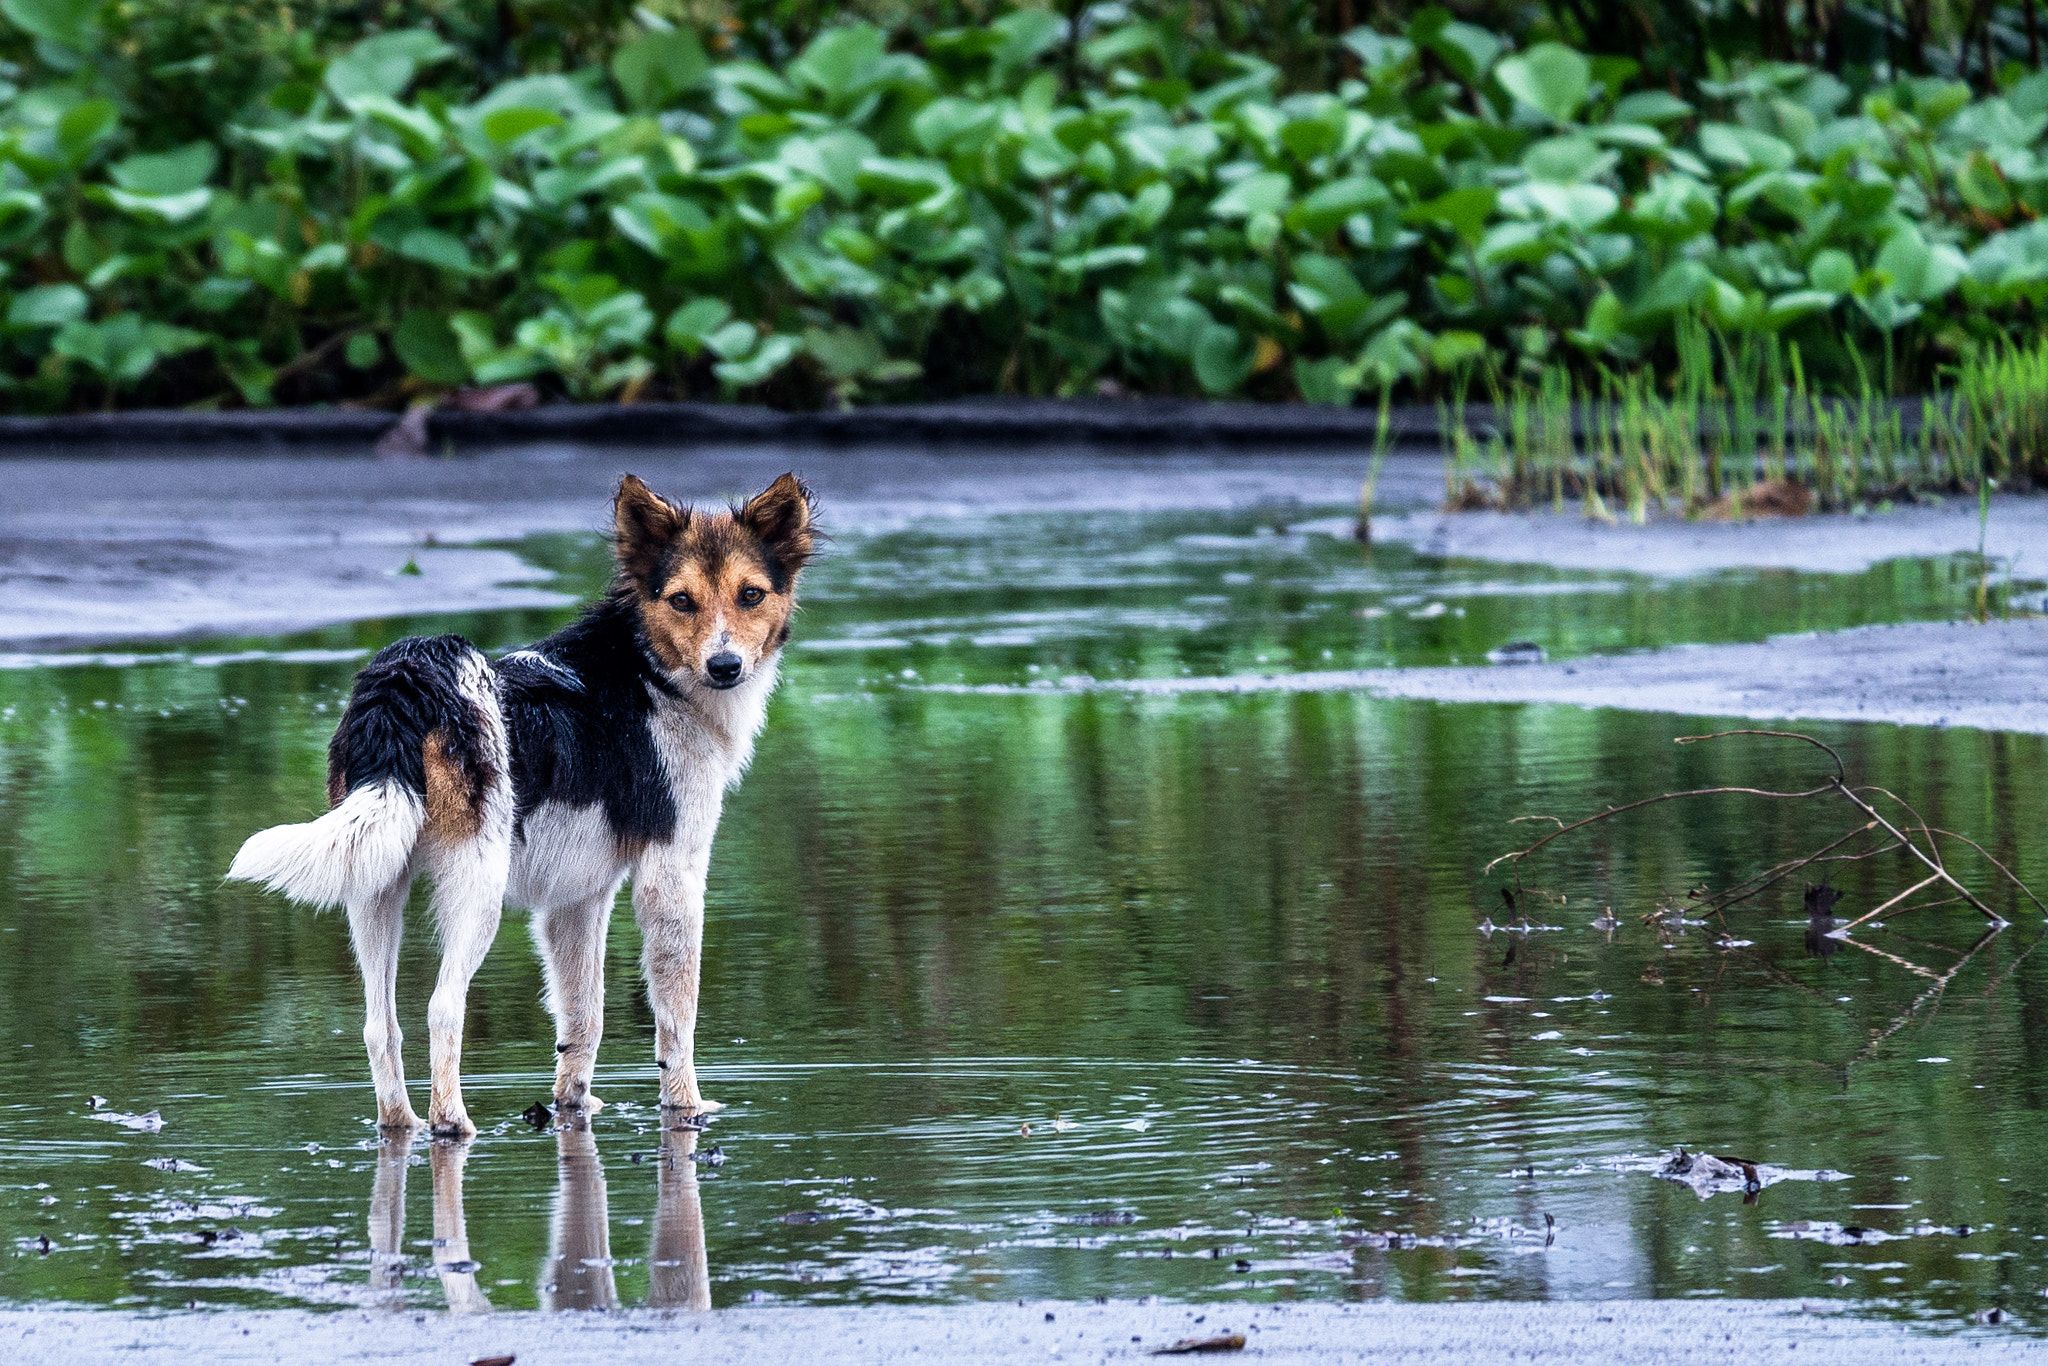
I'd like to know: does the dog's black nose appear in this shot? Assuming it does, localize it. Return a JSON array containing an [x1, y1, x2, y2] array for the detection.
[[705, 652, 743, 686]]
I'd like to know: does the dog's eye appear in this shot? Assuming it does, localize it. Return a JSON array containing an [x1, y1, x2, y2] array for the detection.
[[737, 585, 765, 607], [667, 592, 696, 613]]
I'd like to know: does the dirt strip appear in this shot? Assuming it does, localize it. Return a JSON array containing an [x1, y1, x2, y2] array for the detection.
[[0, 1299, 2030, 1366], [927, 619, 2048, 736]]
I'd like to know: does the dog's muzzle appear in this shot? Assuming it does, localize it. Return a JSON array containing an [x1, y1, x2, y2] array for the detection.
[[704, 652, 743, 688]]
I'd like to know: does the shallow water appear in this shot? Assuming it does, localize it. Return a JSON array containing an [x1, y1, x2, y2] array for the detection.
[[0, 506, 2044, 1324]]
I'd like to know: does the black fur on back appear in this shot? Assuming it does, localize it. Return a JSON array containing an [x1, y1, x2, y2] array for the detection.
[[327, 634, 495, 809], [495, 592, 679, 846]]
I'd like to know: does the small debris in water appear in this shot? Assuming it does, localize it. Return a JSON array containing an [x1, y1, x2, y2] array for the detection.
[[88, 1096, 106, 1110], [1974, 1307, 2009, 1325], [142, 1157, 205, 1173], [1154, 1332, 1246, 1355], [779, 1210, 825, 1225], [519, 1101, 552, 1130], [693, 1144, 726, 1167], [1018, 1122, 1032, 1136], [1486, 641, 1547, 665]]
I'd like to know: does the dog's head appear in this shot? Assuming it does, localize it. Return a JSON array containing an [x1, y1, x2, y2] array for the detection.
[[612, 472, 816, 691]]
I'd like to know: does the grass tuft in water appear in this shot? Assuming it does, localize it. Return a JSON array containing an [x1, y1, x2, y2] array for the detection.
[[1445, 321, 2048, 517]]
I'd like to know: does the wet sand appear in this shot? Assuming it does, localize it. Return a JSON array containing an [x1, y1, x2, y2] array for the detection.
[[941, 616, 2047, 735], [0, 446, 1392, 647], [1, 1299, 2033, 1364], [1366, 497, 2048, 577], [3, 448, 2040, 731]]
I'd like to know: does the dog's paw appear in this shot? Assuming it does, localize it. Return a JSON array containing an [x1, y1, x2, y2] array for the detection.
[[554, 1089, 604, 1114], [378, 1106, 424, 1132], [662, 1096, 723, 1118], [428, 1110, 478, 1140]]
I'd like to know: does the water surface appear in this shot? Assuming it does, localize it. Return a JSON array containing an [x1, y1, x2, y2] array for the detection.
[[0, 506, 2042, 1324]]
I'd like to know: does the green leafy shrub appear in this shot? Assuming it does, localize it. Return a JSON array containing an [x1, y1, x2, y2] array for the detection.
[[1, 0, 2047, 418]]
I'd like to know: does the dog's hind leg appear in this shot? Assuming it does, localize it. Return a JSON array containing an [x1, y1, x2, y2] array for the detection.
[[422, 834, 508, 1139], [534, 880, 621, 1114], [350, 877, 421, 1131]]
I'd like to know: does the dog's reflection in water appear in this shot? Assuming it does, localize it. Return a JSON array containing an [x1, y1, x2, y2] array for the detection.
[[368, 1114, 711, 1312]]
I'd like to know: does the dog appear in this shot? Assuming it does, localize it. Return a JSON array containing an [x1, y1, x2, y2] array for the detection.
[[227, 472, 814, 1136]]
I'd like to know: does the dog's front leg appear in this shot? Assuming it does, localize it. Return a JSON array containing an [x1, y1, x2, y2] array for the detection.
[[633, 839, 722, 1116], [535, 881, 621, 1114]]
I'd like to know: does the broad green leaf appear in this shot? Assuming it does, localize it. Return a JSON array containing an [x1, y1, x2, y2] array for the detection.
[[394, 228, 476, 274], [1403, 186, 1497, 247], [1631, 172, 1718, 240], [1807, 249, 1856, 293], [714, 332, 800, 386], [913, 97, 999, 155], [1353, 318, 1430, 387], [1494, 43, 1590, 123], [805, 324, 884, 380], [1422, 21, 1501, 86], [327, 29, 452, 103], [1697, 123, 1796, 173], [1294, 355, 1354, 406], [1430, 329, 1487, 369], [109, 143, 216, 195], [664, 298, 734, 353], [99, 186, 212, 223], [1192, 322, 1252, 394], [1210, 172, 1292, 220], [1764, 289, 1837, 328], [1630, 259, 1711, 317], [6, 283, 85, 328], [1957, 151, 2013, 217], [1875, 224, 1964, 303], [56, 99, 117, 165], [789, 24, 887, 105], [480, 106, 565, 146], [612, 29, 709, 111], [1520, 135, 1610, 183], [1612, 91, 1693, 123], [1, 0, 96, 50], [1287, 175, 1387, 237], [393, 309, 470, 385], [705, 320, 758, 361]]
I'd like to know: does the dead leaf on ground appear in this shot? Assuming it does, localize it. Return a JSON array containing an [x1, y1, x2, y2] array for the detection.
[[1154, 1332, 1246, 1355]]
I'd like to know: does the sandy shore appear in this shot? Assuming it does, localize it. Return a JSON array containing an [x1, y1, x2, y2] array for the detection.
[[1367, 497, 2048, 577], [2, 448, 2040, 734], [925, 617, 2046, 735], [1, 1299, 2032, 1365], [0, 446, 1390, 646]]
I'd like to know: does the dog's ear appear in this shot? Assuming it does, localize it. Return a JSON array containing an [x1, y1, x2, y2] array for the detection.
[[614, 474, 686, 591], [737, 472, 815, 587]]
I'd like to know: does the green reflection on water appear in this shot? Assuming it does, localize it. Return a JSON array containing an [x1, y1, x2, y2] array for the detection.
[[0, 508, 2042, 1321]]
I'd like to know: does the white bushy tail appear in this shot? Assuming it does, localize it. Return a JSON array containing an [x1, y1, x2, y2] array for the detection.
[[227, 781, 424, 908]]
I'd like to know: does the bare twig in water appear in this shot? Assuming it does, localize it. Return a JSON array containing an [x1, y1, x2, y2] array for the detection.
[[1488, 730, 2015, 930], [1485, 728, 2043, 1060]]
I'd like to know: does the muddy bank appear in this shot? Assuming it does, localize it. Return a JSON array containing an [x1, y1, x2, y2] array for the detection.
[[0, 1300, 2030, 1365], [936, 618, 2048, 736], [1365, 497, 2048, 577], [0, 447, 1396, 647]]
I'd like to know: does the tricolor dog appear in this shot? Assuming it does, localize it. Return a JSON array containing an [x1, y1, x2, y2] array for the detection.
[[228, 473, 814, 1136]]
